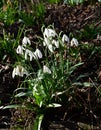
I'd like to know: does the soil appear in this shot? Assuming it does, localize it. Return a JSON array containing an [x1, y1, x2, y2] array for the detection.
[[0, 1, 101, 129]]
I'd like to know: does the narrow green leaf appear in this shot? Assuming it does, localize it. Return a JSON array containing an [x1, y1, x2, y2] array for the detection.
[[33, 114, 44, 130], [3, 104, 25, 109]]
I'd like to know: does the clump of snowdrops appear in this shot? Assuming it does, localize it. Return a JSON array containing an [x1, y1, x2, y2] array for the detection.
[[11, 25, 82, 129]]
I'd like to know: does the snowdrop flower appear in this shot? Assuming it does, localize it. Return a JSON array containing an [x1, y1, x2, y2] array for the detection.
[[43, 65, 51, 74], [43, 37, 50, 46], [22, 36, 31, 47], [16, 45, 25, 55], [48, 44, 54, 53], [43, 37, 54, 52], [34, 49, 43, 59], [12, 65, 28, 78], [52, 39, 59, 48], [70, 38, 78, 47], [97, 34, 101, 41], [25, 49, 34, 61], [62, 34, 69, 44], [43, 28, 57, 39]]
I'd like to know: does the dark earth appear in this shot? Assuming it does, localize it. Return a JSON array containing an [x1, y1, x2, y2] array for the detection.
[[0, 1, 101, 129]]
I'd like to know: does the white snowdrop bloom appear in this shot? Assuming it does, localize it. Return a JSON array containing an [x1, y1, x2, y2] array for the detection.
[[62, 34, 69, 44], [43, 40, 46, 46], [16, 45, 25, 55], [48, 44, 54, 53], [12, 68, 16, 78], [12, 65, 28, 78], [70, 38, 78, 47], [43, 65, 51, 74], [22, 36, 31, 47], [52, 39, 59, 48], [34, 49, 43, 59], [43, 28, 57, 39], [25, 49, 34, 61], [43, 37, 54, 52], [97, 34, 101, 41], [43, 37, 49, 46]]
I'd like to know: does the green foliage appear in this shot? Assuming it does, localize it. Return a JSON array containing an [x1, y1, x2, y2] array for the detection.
[[48, 0, 60, 4], [35, 2, 46, 18], [0, 0, 46, 27], [0, 26, 24, 62], [0, 33, 16, 61], [4, 104, 24, 109], [0, 1, 19, 26], [0, 1, 3, 7], [19, 2, 46, 25], [33, 114, 44, 130], [33, 2, 46, 23], [78, 25, 101, 41], [19, 11, 35, 26]]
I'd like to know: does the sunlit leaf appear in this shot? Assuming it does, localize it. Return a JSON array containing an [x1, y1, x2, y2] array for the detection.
[[48, 103, 62, 108], [3, 104, 25, 109], [33, 114, 44, 130]]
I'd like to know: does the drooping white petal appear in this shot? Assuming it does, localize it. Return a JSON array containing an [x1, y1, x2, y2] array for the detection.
[[52, 39, 59, 48], [16, 45, 24, 55], [19, 66, 28, 76], [34, 49, 43, 59], [12, 68, 16, 78], [43, 28, 57, 38], [43, 28, 49, 38], [25, 49, 34, 61], [48, 44, 54, 53], [43, 65, 51, 74], [97, 34, 101, 40], [62, 34, 69, 44], [12, 65, 28, 78], [16, 65, 21, 76], [70, 38, 78, 47], [43, 37, 49, 46], [22, 36, 31, 46], [43, 37, 54, 52]]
